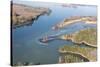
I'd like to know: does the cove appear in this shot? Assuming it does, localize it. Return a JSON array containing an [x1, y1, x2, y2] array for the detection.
[[12, 1, 97, 65]]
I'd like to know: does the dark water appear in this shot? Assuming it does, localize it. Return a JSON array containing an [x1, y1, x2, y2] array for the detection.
[[12, 1, 97, 65]]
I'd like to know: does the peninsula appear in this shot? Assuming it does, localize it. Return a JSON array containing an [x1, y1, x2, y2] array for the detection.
[[59, 45, 97, 63], [52, 16, 97, 30], [11, 3, 51, 28], [59, 28, 97, 47]]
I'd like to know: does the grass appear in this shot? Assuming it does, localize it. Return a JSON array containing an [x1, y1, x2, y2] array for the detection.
[[59, 45, 97, 61], [63, 53, 89, 63], [12, 3, 50, 28], [59, 28, 97, 47], [73, 28, 97, 46], [58, 27, 97, 63]]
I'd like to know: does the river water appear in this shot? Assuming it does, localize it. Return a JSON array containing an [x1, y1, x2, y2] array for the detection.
[[12, 1, 97, 65]]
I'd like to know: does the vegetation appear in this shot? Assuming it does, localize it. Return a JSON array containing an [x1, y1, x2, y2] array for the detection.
[[59, 28, 97, 47], [60, 53, 89, 63], [59, 45, 97, 62], [52, 16, 97, 30], [12, 3, 50, 28], [73, 28, 97, 47]]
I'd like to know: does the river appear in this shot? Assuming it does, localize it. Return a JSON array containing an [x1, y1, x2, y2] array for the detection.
[[12, 1, 97, 65]]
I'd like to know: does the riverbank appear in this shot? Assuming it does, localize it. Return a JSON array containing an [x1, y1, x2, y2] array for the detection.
[[11, 3, 51, 28], [52, 16, 97, 30], [59, 28, 97, 47], [59, 45, 97, 63]]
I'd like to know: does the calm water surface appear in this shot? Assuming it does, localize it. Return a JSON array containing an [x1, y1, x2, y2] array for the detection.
[[12, 1, 97, 65]]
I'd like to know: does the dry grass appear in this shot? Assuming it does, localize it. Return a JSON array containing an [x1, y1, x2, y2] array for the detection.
[[59, 45, 97, 61], [12, 3, 50, 27]]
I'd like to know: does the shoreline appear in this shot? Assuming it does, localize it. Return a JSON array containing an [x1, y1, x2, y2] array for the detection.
[[58, 45, 97, 62], [59, 28, 97, 48], [59, 50, 96, 63], [12, 3, 51, 28], [52, 16, 97, 30]]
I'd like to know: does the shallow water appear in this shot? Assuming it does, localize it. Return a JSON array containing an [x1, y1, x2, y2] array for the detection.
[[12, 1, 97, 65]]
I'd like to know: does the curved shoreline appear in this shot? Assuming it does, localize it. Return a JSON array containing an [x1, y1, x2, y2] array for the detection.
[[59, 28, 97, 48], [59, 51, 90, 63], [72, 40, 97, 48], [59, 50, 95, 62], [59, 46, 97, 62], [59, 36, 97, 48], [12, 3, 51, 28], [52, 16, 97, 30]]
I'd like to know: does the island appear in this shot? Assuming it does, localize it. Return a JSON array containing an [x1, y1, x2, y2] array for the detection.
[[11, 3, 51, 28], [52, 16, 97, 30]]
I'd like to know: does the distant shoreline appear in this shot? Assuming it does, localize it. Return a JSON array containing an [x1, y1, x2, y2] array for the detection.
[[52, 16, 97, 30]]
